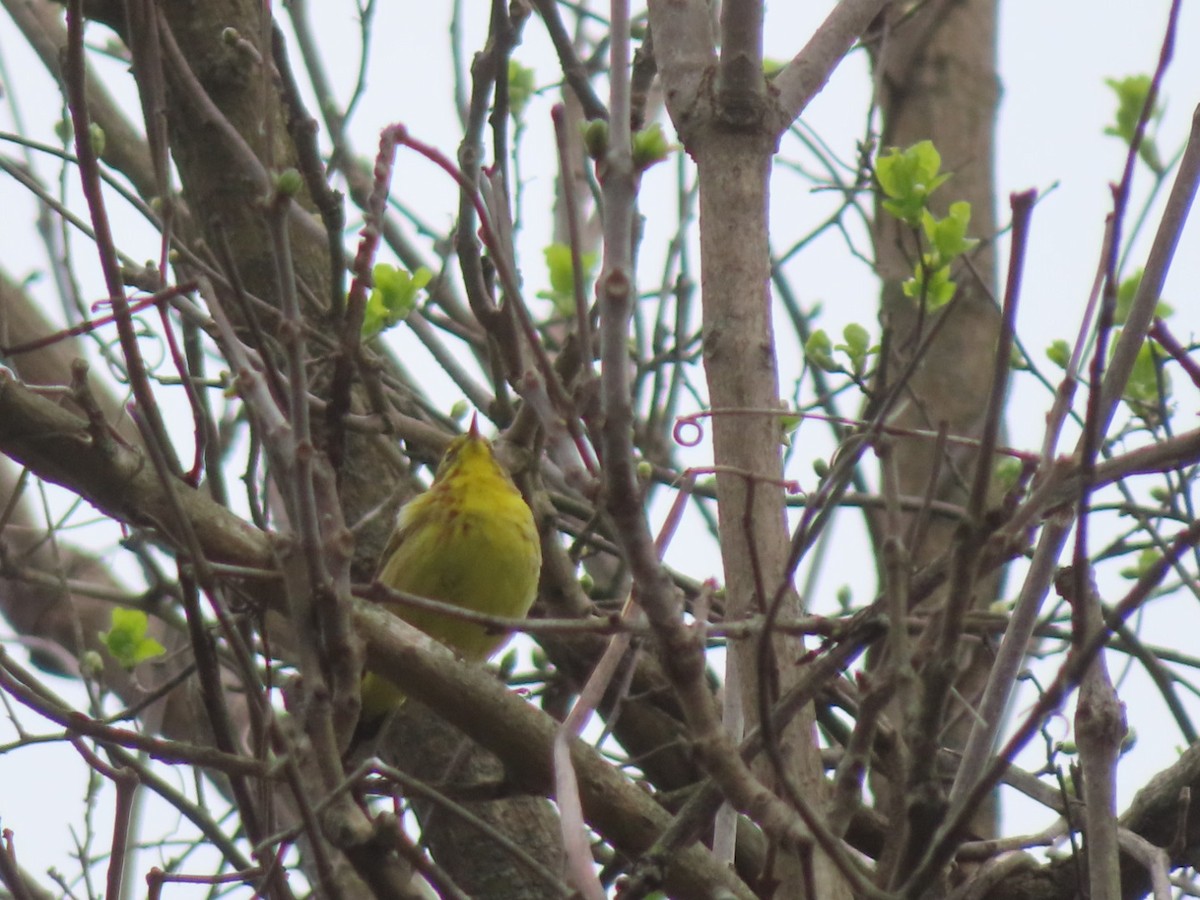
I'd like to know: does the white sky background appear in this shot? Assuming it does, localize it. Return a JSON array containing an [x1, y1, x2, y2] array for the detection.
[[0, 0, 1199, 895]]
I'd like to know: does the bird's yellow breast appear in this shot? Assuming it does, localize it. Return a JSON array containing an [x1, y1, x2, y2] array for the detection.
[[361, 430, 541, 722], [379, 478, 541, 658]]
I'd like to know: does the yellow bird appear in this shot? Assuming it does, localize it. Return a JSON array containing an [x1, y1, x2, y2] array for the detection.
[[360, 416, 542, 723]]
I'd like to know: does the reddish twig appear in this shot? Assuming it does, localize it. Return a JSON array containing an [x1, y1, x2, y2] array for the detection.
[[0, 283, 194, 357], [1150, 317, 1200, 390]]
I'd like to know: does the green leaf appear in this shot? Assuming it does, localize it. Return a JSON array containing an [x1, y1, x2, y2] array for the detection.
[[538, 243, 598, 315], [1120, 548, 1160, 580], [99, 608, 165, 671], [835, 323, 874, 375], [1046, 339, 1070, 369], [804, 329, 838, 372], [1123, 339, 1170, 416], [923, 264, 957, 308], [903, 259, 956, 309], [876, 141, 942, 197], [923, 202, 978, 260], [508, 60, 536, 120], [545, 244, 576, 296], [632, 122, 672, 171], [1115, 271, 1138, 324], [1115, 269, 1173, 324], [876, 141, 950, 225], [881, 196, 922, 227], [1105, 75, 1155, 143], [1104, 74, 1164, 173], [841, 323, 870, 357], [362, 264, 431, 339], [993, 456, 1023, 494]]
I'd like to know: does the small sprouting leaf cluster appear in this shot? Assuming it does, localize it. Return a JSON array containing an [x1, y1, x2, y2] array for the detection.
[[1104, 74, 1164, 175], [993, 455, 1024, 496], [1115, 270, 1173, 421], [803, 323, 877, 378], [362, 263, 432, 339], [1115, 267, 1173, 324], [582, 120, 674, 173], [1045, 339, 1070, 371], [99, 608, 165, 671], [508, 60, 536, 121], [1123, 339, 1169, 421], [539, 243, 598, 315], [876, 140, 978, 310], [54, 119, 107, 157], [632, 123, 672, 171], [1043, 269, 1173, 422]]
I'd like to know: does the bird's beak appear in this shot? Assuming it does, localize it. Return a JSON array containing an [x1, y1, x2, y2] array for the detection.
[[468, 412, 480, 438]]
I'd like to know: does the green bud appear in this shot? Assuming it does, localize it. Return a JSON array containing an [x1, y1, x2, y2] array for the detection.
[[80, 650, 105, 679], [88, 123, 106, 157], [582, 119, 609, 161], [631, 123, 671, 171], [1045, 339, 1071, 370], [275, 168, 303, 197]]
